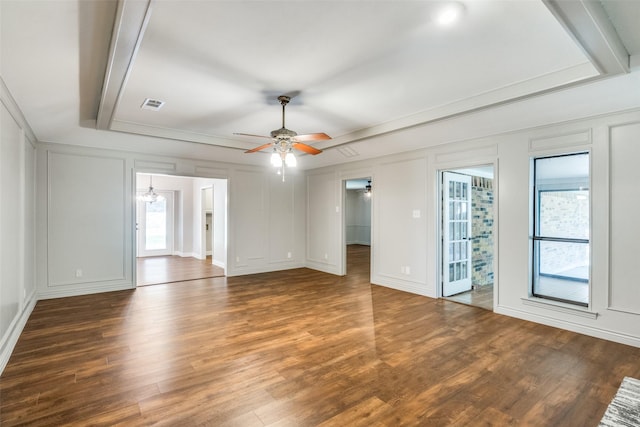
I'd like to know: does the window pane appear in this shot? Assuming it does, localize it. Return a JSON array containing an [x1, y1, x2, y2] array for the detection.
[[539, 190, 589, 239], [145, 199, 167, 250], [460, 261, 468, 280], [535, 240, 589, 281], [533, 240, 589, 305]]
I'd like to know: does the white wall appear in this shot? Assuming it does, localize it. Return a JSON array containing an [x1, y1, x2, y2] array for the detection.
[[306, 108, 640, 347], [493, 111, 640, 346], [32, 144, 306, 303], [230, 169, 305, 274], [345, 189, 371, 245], [306, 171, 341, 274], [0, 81, 37, 373]]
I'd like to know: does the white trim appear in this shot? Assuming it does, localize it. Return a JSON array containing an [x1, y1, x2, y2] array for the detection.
[[212, 259, 226, 269], [0, 295, 37, 374], [227, 262, 305, 277], [371, 276, 431, 298], [521, 297, 598, 319], [171, 251, 199, 258], [38, 282, 135, 300], [496, 305, 640, 347]]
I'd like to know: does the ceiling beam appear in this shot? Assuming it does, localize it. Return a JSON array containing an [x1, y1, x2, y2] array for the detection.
[[543, 0, 629, 75], [96, 0, 152, 130]]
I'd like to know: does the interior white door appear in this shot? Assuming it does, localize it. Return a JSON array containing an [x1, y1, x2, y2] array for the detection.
[[137, 191, 174, 257], [442, 172, 472, 297]]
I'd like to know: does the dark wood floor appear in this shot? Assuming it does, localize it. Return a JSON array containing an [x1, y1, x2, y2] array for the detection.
[[445, 284, 494, 311], [136, 255, 225, 286], [2, 245, 639, 426]]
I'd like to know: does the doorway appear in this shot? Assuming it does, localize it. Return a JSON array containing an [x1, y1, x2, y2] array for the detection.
[[344, 178, 372, 275], [440, 166, 495, 310], [135, 173, 227, 286]]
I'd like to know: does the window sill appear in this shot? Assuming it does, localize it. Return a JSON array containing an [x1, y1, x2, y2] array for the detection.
[[521, 297, 598, 320]]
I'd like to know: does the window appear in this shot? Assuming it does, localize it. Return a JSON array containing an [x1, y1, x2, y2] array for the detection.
[[531, 152, 590, 306]]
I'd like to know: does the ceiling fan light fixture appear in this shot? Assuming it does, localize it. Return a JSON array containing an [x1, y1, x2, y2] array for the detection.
[[270, 151, 283, 167], [237, 94, 330, 181], [285, 152, 297, 167]]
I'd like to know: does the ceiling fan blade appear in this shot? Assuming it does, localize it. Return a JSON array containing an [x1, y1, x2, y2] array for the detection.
[[292, 142, 323, 155], [234, 132, 272, 139], [245, 142, 274, 153], [292, 133, 331, 143]]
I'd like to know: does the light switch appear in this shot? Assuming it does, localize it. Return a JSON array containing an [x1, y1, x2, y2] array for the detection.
[[412, 209, 421, 218]]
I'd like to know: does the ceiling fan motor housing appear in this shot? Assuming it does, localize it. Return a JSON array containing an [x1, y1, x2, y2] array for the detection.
[[271, 127, 297, 139]]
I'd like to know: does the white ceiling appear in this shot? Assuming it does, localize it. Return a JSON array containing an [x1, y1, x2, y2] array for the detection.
[[1, 0, 639, 170]]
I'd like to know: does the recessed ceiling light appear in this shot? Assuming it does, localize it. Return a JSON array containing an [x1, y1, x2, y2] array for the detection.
[[435, 2, 464, 26]]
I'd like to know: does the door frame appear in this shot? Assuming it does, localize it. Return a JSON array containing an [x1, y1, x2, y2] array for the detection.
[[132, 172, 229, 287], [340, 171, 374, 276], [436, 163, 498, 309]]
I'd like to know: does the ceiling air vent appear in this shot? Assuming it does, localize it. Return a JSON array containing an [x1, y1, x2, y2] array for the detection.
[[338, 146, 359, 158], [141, 98, 165, 111]]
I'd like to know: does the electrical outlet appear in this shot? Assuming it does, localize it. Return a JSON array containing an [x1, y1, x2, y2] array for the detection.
[[75, 269, 83, 278], [287, 252, 292, 259], [405, 266, 411, 275], [236, 256, 240, 263], [324, 253, 328, 260]]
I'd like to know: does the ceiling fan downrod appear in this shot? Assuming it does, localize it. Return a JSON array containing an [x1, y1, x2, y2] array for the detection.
[[278, 95, 290, 129]]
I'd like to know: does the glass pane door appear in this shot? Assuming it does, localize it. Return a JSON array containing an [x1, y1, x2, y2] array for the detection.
[[145, 198, 168, 250], [137, 191, 174, 257], [442, 172, 472, 297]]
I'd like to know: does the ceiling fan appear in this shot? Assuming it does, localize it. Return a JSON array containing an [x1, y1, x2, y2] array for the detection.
[[234, 95, 331, 179]]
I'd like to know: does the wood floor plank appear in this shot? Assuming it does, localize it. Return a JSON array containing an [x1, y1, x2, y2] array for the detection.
[[136, 255, 224, 286], [2, 245, 640, 426]]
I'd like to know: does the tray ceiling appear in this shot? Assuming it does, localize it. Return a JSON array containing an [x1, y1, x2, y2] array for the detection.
[[1, 0, 637, 168]]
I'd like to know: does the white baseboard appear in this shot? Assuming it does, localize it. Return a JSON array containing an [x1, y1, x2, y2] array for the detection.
[[227, 262, 305, 277], [38, 282, 135, 300], [304, 259, 341, 276], [173, 251, 198, 258], [0, 293, 37, 374], [370, 273, 432, 298], [495, 305, 640, 348], [212, 259, 225, 269]]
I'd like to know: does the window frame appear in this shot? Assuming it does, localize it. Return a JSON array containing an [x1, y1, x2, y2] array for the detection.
[[531, 152, 590, 307]]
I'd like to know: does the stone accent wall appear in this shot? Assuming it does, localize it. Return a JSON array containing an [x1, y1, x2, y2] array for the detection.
[[471, 177, 493, 286]]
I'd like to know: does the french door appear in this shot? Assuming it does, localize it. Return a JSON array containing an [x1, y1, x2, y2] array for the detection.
[[136, 191, 174, 257], [442, 172, 472, 297]]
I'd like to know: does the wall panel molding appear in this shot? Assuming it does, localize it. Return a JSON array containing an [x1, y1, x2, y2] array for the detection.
[[134, 159, 176, 172], [46, 151, 128, 289], [529, 129, 592, 151], [607, 121, 640, 315]]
